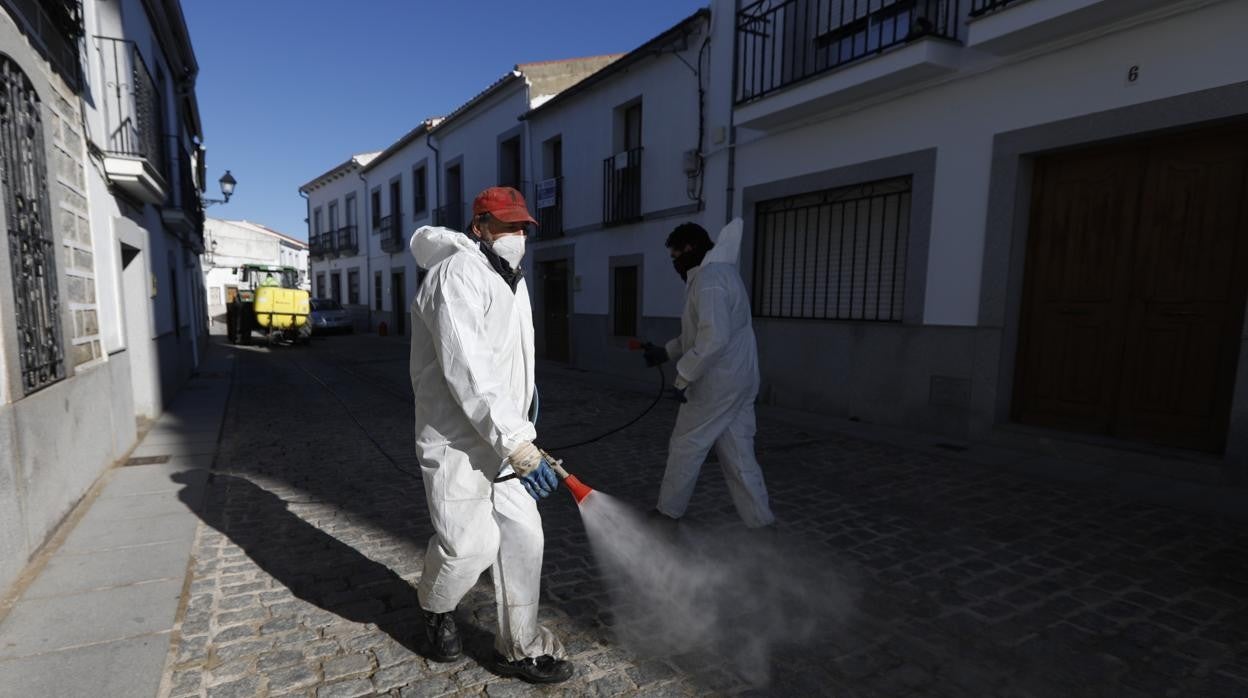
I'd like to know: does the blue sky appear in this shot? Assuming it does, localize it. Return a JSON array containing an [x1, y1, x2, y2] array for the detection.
[[183, 0, 708, 240]]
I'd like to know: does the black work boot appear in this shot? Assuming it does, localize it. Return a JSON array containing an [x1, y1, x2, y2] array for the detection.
[[422, 609, 462, 662], [493, 653, 574, 684]]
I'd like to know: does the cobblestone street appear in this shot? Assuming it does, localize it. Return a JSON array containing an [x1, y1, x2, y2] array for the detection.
[[159, 334, 1248, 697]]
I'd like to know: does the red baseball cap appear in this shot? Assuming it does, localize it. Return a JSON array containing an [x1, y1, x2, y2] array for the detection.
[[472, 186, 537, 225]]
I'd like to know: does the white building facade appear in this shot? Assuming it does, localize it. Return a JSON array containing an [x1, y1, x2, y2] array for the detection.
[[298, 0, 1248, 486], [302, 152, 375, 332], [0, 0, 207, 592], [202, 218, 308, 323], [709, 0, 1248, 481], [523, 11, 720, 379], [303, 57, 617, 336]]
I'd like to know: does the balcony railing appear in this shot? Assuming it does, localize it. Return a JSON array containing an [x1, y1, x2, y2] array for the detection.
[[336, 225, 358, 256], [536, 177, 563, 239], [379, 217, 405, 254], [96, 36, 166, 178], [434, 204, 466, 232], [603, 148, 642, 226], [736, 0, 962, 103], [4, 0, 82, 89], [968, 0, 1022, 16], [309, 231, 333, 258]]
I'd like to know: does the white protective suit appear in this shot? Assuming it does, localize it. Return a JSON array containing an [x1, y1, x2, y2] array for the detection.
[[659, 219, 776, 528], [407, 225, 562, 661]]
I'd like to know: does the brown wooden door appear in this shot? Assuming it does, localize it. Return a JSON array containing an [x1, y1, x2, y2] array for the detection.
[[1114, 130, 1248, 451], [1014, 147, 1144, 434], [1015, 125, 1248, 452], [540, 260, 570, 362]]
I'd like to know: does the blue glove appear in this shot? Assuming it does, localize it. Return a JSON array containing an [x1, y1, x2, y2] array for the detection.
[[520, 460, 559, 500]]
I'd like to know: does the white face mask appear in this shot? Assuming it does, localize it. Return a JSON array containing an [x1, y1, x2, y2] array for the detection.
[[492, 235, 526, 268]]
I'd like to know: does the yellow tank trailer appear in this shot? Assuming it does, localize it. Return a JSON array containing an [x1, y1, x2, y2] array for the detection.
[[226, 265, 311, 345]]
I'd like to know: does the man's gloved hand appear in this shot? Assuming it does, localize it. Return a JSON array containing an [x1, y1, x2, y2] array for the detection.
[[508, 442, 560, 500], [671, 375, 689, 404], [642, 342, 669, 368]]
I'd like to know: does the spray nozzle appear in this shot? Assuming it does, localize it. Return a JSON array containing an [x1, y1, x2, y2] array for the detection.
[[538, 449, 593, 504]]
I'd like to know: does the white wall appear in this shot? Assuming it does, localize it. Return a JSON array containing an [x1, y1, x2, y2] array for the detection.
[[718, 0, 1248, 326], [307, 164, 368, 302], [360, 135, 437, 315], [526, 18, 713, 319], [433, 81, 532, 214]]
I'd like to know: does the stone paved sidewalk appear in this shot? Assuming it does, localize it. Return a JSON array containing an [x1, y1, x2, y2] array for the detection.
[[159, 334, 1248, 697]]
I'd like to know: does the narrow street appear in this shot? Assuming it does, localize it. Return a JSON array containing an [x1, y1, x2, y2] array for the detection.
[[160, 333, 1248, 698]]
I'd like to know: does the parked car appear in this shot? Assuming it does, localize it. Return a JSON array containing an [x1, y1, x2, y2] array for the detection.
[[309, 298, 353, 335]]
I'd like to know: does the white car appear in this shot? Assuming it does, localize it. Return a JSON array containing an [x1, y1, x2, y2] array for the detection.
[[309, 299, 353, 335]]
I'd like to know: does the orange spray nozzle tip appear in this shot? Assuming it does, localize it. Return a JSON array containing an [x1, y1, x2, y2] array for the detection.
[[563, 475, 593, 504]]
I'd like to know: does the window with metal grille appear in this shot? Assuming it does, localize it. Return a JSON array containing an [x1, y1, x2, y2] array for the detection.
[[753, 177, 910, 321], [1, 56, 65, 394], [374, 272, 383, 311], [316, 272, 325, 298], [612, 265, 639, 337]]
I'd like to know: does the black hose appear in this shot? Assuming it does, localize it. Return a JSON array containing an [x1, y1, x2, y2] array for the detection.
[[494, 363, 667, 483], [548, 364, 667, 450]]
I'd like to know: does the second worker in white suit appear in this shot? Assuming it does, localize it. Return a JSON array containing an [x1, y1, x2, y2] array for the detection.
[[408, 186, 572, 684], [643, 220, 776, 529]]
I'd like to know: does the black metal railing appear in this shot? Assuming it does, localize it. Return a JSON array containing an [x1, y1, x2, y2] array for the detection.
[[752, 176, 911, 322], [736, 0, 962, 103], [309, 231, 334, 258], [968, 0, 1022, 16], [2, 55, 66, 391], [536, 177, 564, 239], [434, 204, 466, 231], [603, 148, 642, 226], [336, 225, 358, 256], [96, 36, 167, 178], [380, 217, 405, 253], [3, 0, 82, 89]]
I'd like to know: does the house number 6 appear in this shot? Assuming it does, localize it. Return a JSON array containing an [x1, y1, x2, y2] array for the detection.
[[1128, 66, 1140, 83]]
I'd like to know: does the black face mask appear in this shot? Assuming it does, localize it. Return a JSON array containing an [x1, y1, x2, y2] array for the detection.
[[671, 247, 708, 281]]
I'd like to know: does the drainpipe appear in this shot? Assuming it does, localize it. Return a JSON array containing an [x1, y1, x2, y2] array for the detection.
[[426, 131, 441, 222], [358, 168, 371, 332], [725, 7, 739, 227], [299, 189, 311, 294]]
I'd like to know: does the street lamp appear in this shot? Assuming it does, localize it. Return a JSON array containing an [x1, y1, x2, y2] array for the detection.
[[204, 237, 218, 266], [203, 170, 237, 207]]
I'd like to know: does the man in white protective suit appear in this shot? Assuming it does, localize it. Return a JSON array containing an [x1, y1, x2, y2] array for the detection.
[[407, 186, 572, 684], [642, 219, 776, 529]]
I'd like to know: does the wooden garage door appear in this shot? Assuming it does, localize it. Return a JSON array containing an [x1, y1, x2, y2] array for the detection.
[[1014, 125, 1248, 452]]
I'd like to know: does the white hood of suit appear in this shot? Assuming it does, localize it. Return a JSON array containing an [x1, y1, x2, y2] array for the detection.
[[703, 218, 743, 267], [409, 225, 478, 269]]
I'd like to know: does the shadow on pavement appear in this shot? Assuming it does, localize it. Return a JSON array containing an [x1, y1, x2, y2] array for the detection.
[[172, 471, 498, 666]]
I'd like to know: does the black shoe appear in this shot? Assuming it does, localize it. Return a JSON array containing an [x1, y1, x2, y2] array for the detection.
[[493, 653, 574, 684], [422, 609, 462, 662]]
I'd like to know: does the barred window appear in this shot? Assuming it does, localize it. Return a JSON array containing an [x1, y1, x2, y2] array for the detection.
[[1, 56, 66, 394], [753, 177, 910, 322]]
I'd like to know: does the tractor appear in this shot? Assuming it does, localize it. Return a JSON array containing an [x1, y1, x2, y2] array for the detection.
[[225, 264, 311, 346]]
